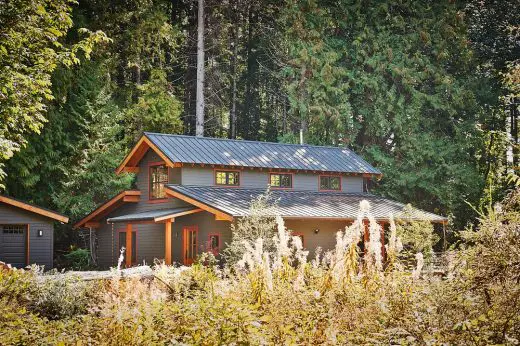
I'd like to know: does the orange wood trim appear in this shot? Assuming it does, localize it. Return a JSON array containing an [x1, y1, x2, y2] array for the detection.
[[122, 167, 140, 173], [165, 221, 172, 265], [0, 196, 69, 223], [268, 172, 294, 190], [116, 135, 175, 174], [126, 223, 132, 267], [154, 208, 203, 222], [182, 225, 198, 265], [378, 221, 386, 261], [213, 168, 241, 187], [73, 190, 141, 229], [318, 174, 342, 192], [165, 188, 234, 221], [363, 220, 369, 256], [85, 222, 101, 228], [26, 224, 30, 266]]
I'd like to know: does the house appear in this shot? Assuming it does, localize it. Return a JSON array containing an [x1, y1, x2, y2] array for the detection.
[[0, 195, 69, 269], [74, 133, 446, 268]]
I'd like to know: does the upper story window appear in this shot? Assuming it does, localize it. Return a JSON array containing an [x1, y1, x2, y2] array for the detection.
[[215, 170, 240, 186], [270, 173, 292, 189], [149, 164, 168, 199], [319, 175, 341, 191]]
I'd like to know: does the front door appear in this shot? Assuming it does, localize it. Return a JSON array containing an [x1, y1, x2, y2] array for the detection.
[[183, 226, 198, 265], [1, 224, 27, 268]]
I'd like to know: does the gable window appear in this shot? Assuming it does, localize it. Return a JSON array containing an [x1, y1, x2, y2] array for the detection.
[[208, 234, 220, 255], [215, 170, 240, 186], [270, 173, 292, 189], [320, 175, 341, 191], [149, 164, 168, 199]]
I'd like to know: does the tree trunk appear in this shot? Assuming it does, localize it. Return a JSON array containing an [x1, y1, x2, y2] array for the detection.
[[195, 0, 205, 137], [229, 7, 238, 139]]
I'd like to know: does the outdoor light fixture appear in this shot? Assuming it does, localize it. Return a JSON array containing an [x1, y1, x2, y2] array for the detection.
[[314, 228, 320, 234], [37, 230, 43, 237]]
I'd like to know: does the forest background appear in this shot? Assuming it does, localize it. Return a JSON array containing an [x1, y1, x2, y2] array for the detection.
[[0, 0, 518, 252]]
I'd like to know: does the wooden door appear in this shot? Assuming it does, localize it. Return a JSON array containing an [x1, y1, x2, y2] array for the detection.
[[183, 226, 198, 265]]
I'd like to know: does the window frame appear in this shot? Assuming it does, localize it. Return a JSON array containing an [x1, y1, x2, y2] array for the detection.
[[319, 174, 342, 191], [148, 161, 169, 202], [214, 169, 241, 187], [207, 233, 221, 255], [269, 172, 294, 189]]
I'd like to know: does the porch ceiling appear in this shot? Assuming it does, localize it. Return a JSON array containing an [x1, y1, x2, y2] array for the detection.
[[106, 207, 200, 223]]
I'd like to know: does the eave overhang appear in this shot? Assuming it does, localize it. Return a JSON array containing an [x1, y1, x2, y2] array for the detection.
[[0, 195, 69, 223], [73, 190, 141, 229]]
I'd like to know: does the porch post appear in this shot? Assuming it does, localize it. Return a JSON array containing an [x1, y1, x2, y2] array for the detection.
[[165, 220, 172, 265], [363, 220, 369, 255], [379, 221, 386, 261], [126, 223, 132, 267]]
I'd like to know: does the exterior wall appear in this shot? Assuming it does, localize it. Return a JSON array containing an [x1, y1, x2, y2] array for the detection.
[[284, 219, 350, 256], [180, 166, 364, 192], [95, 207, 231, 269], [0, 204, 54, 268]]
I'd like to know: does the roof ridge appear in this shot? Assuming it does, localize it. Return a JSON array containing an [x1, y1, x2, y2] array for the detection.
[[144, 132, 355, 152]]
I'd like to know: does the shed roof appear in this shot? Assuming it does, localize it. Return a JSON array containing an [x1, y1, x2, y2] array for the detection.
[[140, 133, 381, 175], [165, 185, 447, 223], [107, 207, 200, 223], [0, 195, 69, 223]]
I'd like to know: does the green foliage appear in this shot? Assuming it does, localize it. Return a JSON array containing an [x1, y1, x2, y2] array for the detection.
[[0, 0, 108, 187], [124, 70, 183, 145], [63, 248, 91, 271]]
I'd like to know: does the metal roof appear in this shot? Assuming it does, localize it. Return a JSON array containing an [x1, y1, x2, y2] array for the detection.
[[107, 207, 197, 223], [165, 185, 447, 222], [144, 132, 381, 175]]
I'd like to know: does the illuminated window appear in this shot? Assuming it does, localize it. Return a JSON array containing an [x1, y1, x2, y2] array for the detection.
[[150, 164, 168, 199], [270, 173, 292, 188], [319, 175, 341, 191], [215, 171, 240, 186]]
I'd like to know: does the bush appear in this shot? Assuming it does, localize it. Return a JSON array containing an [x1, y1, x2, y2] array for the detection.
[[64, 248, 92, 270]]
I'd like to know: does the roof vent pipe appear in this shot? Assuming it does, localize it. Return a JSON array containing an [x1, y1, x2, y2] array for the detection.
[[300, 128, 304, 145]]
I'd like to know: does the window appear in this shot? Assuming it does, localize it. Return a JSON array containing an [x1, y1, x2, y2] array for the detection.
[[270, 173, 292, 188], [319, 175, 341, 191], [2, 225, 25, 234], [215, 170, 240, 186], [149, 164, 168, 199], [208, 234, 220, 255]]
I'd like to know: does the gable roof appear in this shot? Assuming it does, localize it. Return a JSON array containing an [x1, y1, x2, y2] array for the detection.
[[0, 195, 69, 223], [117, 132, 382, 176], [73, 190, 141, 229], [165, 185, 447, 223]]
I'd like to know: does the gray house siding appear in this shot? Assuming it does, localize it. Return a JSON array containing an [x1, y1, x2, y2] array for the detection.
[[285, 219, 349, 257], [0, 204, 54, 268], [95, 208, 231, 268], [180, 166, 364, 192]]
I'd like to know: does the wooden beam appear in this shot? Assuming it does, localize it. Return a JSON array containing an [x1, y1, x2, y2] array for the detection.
[[363, 220, 369, 256], [165, 221, 172, 265], [126, 223, 132, 267], [85, 222, 101, 228], [165, 189, 234, 222], [73, 190, 141, 229], [116, 135, 176, 174], [154, 208, 203, 222], [122, 167, 140, 173], [0, 196, 69, 223]]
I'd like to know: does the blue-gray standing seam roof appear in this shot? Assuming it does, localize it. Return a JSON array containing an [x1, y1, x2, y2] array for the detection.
[[145, 132, 381, 175]]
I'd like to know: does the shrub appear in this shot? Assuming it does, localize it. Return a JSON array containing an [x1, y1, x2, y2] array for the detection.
[[64, 248, 92, 270]]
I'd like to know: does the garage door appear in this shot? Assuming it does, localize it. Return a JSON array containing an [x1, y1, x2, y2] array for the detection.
[[1, 225, 27, 268]]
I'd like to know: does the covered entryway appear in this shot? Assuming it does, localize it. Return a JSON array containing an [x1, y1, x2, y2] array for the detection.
[[1, 224, 28, 268]]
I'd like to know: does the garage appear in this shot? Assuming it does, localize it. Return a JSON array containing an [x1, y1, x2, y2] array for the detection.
[[0, 196, 68, 269]]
